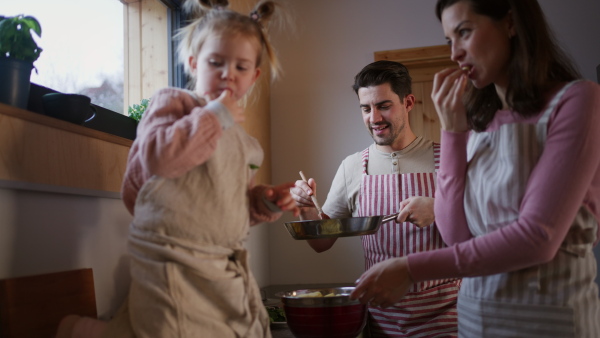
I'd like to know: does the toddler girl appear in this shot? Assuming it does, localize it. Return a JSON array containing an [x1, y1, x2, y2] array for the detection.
[[57, 0, 297, 337]]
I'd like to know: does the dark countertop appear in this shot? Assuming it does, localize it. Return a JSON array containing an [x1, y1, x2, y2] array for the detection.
[[270, 323, 295, 338], [269, 319, 367, 338]]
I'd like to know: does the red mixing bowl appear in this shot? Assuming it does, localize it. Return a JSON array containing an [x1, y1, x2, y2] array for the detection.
[[278, 287, 367, 338]]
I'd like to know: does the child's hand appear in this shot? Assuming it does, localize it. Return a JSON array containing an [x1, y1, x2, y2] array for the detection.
[[264, 182, 300, 217], [206, 89, 245, 124]]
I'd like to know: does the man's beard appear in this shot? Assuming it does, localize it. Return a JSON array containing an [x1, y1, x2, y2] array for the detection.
[[370, 122, 403, 146]]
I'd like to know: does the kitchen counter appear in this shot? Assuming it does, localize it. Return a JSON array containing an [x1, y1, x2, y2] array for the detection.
[[271, 323, 295, 338]]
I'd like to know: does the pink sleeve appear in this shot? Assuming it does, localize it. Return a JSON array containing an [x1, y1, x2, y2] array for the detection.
[[434, 130, 473, 244], [121, 143, 142, 215], [409, 81, 600, 282], [120, 88, 224, 215], [137, 88, 223, 179]]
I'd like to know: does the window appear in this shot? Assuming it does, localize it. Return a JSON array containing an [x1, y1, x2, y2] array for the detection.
[[161, 0, 186, 88], [3, 0, 125, 113], [121, 0, 184, 110]]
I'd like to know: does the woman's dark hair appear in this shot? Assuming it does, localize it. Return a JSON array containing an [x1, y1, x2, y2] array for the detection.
[[435, 0, 581, 131], [352, 60, 412, 101]]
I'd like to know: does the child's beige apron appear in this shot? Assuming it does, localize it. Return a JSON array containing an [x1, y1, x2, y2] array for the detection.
[[103, 125, 270, 338], [359, 144, 461, 337], [459, 81, 600, 337]]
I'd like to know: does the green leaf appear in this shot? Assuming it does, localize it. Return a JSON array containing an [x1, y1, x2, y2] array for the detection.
[[0, 14, 43, 62], [266, 307, 286, 323], [127, 97, 151, 122], [22, 16, 42, 37]]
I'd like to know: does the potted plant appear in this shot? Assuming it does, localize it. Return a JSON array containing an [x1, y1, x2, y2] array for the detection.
[[0, 14, 42, 109], [127, 98, 150, 123]]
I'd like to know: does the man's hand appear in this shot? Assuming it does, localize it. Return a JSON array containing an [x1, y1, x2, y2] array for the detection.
[[290, 177, 318, 208], [396, 196, 435, 227]]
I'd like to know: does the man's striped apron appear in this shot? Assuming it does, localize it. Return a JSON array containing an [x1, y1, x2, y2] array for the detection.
[[359, 144, 460, 337], [459, 81, 600, 337]]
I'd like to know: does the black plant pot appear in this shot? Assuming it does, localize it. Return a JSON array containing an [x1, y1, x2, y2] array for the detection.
[[0, 58, 33, 109]]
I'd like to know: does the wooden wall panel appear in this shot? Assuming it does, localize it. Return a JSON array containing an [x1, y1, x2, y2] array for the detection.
[[124, 0, 169, 111], [124, 1, 142, 112], [374, 45, 454, 144], [0, 269, 97, 338], [0, 104, 131, 194], [141, 0, 169, 100]]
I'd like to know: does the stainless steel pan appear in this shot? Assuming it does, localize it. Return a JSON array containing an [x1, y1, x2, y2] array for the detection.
[[283, 213, 398, 240]]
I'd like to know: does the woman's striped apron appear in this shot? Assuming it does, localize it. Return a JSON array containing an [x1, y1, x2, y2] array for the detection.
[[459, 81, 600, 337], [359, 144, 461, 337]]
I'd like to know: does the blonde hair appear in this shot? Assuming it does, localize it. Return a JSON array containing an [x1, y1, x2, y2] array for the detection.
[[177, 0, 285, 91]]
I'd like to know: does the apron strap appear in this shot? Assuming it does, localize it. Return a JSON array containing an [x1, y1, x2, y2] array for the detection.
[[539, 80, 580, 124], [361, 147, 370, 175], [433, 142, 440, 172], [536, 80, 581, 143]]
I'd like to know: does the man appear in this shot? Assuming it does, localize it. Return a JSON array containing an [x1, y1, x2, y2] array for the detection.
[[291, 61, 459, 337]]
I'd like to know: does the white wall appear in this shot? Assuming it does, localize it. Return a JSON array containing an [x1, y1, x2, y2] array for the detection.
[[0, 187, 131, 319], [0, 185, 272, 318], [268, 0, 600, 285]]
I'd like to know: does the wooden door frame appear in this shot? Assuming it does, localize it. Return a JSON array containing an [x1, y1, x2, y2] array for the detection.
[[374, 44, 453, 68], [373, 45, 454, 143]]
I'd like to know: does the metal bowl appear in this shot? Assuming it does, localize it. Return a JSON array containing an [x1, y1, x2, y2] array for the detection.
[[283, 216, 384, 240], [278, 287, 367, 338]]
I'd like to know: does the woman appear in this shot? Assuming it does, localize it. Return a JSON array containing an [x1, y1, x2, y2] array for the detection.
[[350, 0, 600, 336]]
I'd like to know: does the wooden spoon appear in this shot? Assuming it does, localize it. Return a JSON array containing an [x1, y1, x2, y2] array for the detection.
[[299, 171, 325, 220]]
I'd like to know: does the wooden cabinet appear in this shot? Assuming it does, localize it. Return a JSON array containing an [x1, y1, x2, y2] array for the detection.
[[0, 268, 97, 338], [0, 103, 131, 195]]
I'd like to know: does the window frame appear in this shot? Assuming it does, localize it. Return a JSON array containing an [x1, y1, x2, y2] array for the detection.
[[122, 0, 183, 112], [162, 0, 185, 88]]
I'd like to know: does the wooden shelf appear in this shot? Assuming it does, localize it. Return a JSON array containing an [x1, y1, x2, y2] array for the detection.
[[0, 103, 132, 195]]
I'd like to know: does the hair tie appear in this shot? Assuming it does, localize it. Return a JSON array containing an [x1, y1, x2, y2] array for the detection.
[[249, 10, 260, 21]]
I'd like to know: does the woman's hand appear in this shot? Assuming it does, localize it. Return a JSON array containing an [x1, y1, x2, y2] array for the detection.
[[396, 196, 435, 228], [350, 257, 413, 309], [431, 68, 469, 132], [264, 182, 300, 217]]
